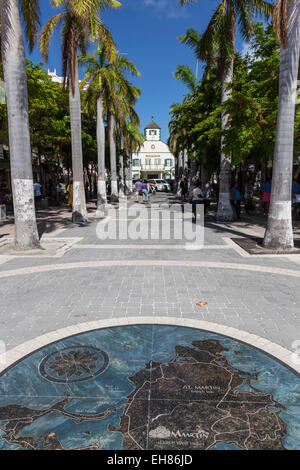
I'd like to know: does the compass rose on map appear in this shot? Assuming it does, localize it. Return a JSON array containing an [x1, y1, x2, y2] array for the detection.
[[39, 345, 109, 383]]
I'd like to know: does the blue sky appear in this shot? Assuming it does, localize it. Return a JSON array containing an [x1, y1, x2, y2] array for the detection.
[[27, 0, 252, 142]]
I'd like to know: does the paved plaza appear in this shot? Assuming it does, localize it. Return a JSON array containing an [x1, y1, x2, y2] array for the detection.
[[0, 193, 299, 450]]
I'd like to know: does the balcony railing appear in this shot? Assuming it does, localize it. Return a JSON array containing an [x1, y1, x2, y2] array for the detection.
[[142, 164, 165, 170], [132, 163, 174, 169]]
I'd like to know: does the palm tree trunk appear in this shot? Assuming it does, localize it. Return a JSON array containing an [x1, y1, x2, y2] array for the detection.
[[263, 0, 300, 250], [95, 94, 107, 217], [216, 60, 235, 221], [1, 0, 40, 250], [126, 146, 133, 193], [188, 146, 197, 199], [119, 133, 125, 199], [178, 151, 183, 179], [201, 147, 208, 188], [109, 113, 118, 202], [183, 148, 188, 177], [69, 57, 88, 222], [125, 155, 131, 194]]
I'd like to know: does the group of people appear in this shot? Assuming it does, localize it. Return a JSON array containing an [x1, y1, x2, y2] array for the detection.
[[134, 179, 153, 204], [230, 178, 272, 220], [178, 174, 300, 221]]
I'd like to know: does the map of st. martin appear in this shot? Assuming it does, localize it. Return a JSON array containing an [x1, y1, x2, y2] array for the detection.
[[0, 325, 299, 450]]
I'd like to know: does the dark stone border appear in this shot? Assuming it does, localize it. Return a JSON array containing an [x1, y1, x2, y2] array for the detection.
[[231, 237, 300, 255]]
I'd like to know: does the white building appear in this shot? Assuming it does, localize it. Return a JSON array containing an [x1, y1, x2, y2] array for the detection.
[[47, 69, 64, 84], [132, 119, 175, 180], [47, 69, 87, 90]]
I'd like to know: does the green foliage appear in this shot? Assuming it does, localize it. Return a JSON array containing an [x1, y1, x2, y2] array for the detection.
[[222, 23, 280, 164], [169, 22, 300, 172], [0, 60, 97, 167]]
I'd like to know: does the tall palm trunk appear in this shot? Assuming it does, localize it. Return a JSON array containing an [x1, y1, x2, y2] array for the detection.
[[201, 147, 208, 188], [263, 0, 300, 250], [125, 156, 131, 194], [118, 133, 125, 199], [216, 60, 235, 221], [109, 113, 118, 202], [95, 93, 107, 217], [126, 146, 133, 193], [69, 57, 87, 222], [178, 150, 183, 179], [183, 148, 188, 177], [1, 0, 40, 250], [188, 146, 197, 199]]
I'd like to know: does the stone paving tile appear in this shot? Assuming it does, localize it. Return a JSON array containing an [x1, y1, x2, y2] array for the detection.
[[0, 194, 299, 354]]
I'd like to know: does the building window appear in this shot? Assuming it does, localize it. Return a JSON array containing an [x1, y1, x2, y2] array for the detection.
[[149, 130, 157, 136], [165, 159, 172, 167], [132, 159, 140, 166], [154, 159, 161, 165]]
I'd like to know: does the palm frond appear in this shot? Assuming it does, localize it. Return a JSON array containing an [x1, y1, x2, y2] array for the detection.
[[39, 13, 64, 62], [116, 55, 140, 77], [250, 0, 274, 19], [234, 0, 253, 41], [68, 0, 121, 17], [174, 64, 197, 93], [95, 23, 117, 63], [20, 0, 40, 52], [178, 27, 202, 53]]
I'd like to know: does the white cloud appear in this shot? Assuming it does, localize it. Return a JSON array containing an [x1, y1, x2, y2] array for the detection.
[[240, 41, 251, 57], [130, 0, 190, 19], [240, 41, 255, 59]]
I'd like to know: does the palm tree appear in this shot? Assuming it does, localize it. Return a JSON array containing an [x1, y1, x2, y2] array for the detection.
[[79, 43, 117, 216], [117, 85, 141, 197], [104, 54, 140, 202], [174, 64, 198, 94], [81, 50, 140, 204], [263, 0, 300, 250], [174, 62, 198, 187], [123, 122, 144, 192], [180, 0, 273, 221], [1, 0, 40, 250], [40, 0, 119, 222]]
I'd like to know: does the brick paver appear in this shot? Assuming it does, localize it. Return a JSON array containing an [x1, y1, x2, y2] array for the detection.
[[0, 193, 299, 355]]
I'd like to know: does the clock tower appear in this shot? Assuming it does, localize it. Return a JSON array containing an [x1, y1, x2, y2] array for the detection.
[[144, 118, 161, 141]]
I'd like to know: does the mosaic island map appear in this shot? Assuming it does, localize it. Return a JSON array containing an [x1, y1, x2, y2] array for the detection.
[[0, 325, 299, 450]]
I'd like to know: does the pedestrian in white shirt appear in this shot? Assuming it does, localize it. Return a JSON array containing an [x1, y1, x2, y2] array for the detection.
[[192, 182, 204, 223]]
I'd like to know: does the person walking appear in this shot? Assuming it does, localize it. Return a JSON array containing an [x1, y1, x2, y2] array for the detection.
[[180, 176, 188, 201], [134, 179, 143, 203], [33, 180, 42, 210], [141, 179, 149, 204], [292, 178, 300, 202], [67, 181, 73, 207], [147, 181, 153, 201], [261, 177, 272, 215], [292, 177, 300, 218], [191, 181, 204, 223], [230, 182, 241, 220]]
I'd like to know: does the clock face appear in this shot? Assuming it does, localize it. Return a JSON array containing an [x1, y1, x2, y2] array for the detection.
[[151, 145, 155, 149]]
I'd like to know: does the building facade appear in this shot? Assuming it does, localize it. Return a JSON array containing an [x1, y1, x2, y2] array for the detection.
[[132, 120, 175, 180]]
